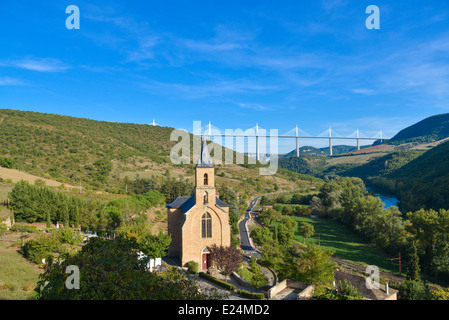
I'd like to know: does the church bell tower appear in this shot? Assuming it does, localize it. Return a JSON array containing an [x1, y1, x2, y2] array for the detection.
[[194, 138, 215, 206]]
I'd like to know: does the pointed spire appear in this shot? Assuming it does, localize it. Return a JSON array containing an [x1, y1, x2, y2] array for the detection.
[[196, 134, 214, 168]]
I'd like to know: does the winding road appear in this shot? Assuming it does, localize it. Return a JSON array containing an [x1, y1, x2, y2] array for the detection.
[[238, 191, 295, 257], [238, 196, 262, 258]]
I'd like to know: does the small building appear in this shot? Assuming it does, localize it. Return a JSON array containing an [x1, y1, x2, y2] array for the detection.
[[166, 139, 231, 270]]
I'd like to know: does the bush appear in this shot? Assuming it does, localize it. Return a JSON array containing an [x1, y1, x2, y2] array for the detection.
[[186, 261, 199, 274], [398, 280, 430, 300], [0, 156, 15, 168], [237, 289, 265, 299], [199, 272, 236, 291], [10, 224, 38, 233], [2, 282, 17, 291], [21, 233, 60, 264], [55, 228, 84, 246]]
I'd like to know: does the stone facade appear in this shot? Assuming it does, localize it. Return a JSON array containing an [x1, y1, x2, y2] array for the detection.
[[166, 140, 230, 269]]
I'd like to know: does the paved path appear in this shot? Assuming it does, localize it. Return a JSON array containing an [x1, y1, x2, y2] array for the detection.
[[238, 196, 262, 258], [238, 195, 280, 288]]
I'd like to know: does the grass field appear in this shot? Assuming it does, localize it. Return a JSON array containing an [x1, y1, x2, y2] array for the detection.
[[0, 236, 43, 300], [0, 167, 69, 187], [291, 216, 401, 275]]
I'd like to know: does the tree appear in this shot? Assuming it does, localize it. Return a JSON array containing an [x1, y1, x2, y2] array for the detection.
[[318, 181, 342, 215], [282, 205, 293, 216], [248, 257, 268, 289], [260, 208, 281, 226], [37, 236, 206, 300], [208, 244, 242, 282], [289, 244, 335, 290], [372, 206, 405, 250], [309, 196, 322, 214], [116, 221, 171, 264], [260, 238, 285, 270], [406, 242, 421, 281], [46, 210, 51, 229], [250, 227, 273, 247], [405, 208, 440, 268], [62, 200, 70, 228], [139, 232, 171, 262], [277, 223, 295, 247], [299, 222, 315, 243]]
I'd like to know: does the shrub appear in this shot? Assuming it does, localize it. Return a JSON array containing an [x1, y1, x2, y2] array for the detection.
[[21, 233, 60, 264], [398, 280, 430, 300], [55, 228, 84, 246], [236, 289, 265, 299], [186, 261, 199, 274], [22, 283, 36, 292], [11, 224, 38, 233], [2, 282, 16, 291], [199, 272, 236, 291]]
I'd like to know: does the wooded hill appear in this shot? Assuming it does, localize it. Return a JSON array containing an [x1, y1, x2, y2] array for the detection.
[[377, 140, 449, 212], [281, 145, 366, 157], [387, 113, 449, 145], [0, 109, 317, 197]]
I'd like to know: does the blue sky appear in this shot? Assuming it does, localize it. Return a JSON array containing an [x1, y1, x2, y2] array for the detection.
[[1, 0, 449, 152]]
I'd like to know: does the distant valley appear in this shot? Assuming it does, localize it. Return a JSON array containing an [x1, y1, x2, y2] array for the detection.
[[279, 113, 449, 212]]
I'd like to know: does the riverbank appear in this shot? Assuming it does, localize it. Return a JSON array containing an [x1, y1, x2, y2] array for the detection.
[[366, 186, 400, 210]]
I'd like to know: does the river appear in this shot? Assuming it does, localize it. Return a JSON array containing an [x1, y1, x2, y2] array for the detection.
[[366, 187, 400, 210]]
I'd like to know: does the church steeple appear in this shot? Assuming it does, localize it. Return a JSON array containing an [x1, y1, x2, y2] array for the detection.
[[195, 136, 215, 205], [196, 135, 214, 168]]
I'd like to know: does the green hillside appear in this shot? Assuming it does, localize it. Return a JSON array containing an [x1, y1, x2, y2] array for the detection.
[[282, 145, 364, 157], [0, 109, 177, 189], [384, 140, 449, 211], [278, 155, 328, 177], [0, 109, 314, 197], [388, 113, 449, 145], [341, 150, 424, 180], [282, 146, 327, 157]]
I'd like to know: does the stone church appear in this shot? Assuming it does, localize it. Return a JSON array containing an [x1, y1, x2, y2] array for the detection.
[[166, 139, 231, 270]]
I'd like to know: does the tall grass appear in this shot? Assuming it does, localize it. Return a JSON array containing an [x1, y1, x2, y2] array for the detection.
[[0, 242, 42, 300]]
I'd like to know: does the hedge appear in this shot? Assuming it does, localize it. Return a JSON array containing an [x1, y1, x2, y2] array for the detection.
[[199, 272, 236, 291], [237, 289, 266, 300]]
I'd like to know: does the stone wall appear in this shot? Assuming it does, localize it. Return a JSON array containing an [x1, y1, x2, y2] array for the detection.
[[267, 279, 314, 300]]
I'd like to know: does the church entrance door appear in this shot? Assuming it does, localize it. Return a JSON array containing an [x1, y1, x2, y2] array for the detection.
[[202, 253, 210, 270]]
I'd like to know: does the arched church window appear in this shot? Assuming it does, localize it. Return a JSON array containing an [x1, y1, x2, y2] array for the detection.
[[202, 213, 212, 238], [204, 173, 208, 185], [204, 191, 208, 204]]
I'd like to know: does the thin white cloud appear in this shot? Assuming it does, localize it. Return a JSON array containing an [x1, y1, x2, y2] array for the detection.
[[1, 57, 69, 72], [141, 79, 281, 99], [0, 77, 26, 86], [237, 102, 270, 111], [352, 88, 377, 95]]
